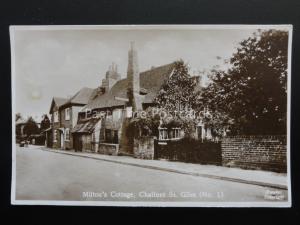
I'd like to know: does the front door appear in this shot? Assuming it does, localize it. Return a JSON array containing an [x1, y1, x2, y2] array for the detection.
[[73, 134, 83, 152], [47, 132, 52, 148]]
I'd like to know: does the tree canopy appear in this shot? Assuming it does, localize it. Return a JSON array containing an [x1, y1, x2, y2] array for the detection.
[[129, 60, 201, 138], [23, 117, 40, 136], [199, 30, 288, 135], [40, 114, 50, 131], [154, 60, 200, 112]]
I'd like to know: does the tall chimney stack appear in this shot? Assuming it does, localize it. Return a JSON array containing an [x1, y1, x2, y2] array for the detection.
[[126, 42, 143, 110], [127, 41, 140, 94]]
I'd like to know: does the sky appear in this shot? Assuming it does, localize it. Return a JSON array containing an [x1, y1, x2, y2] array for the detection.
[[12, 26, 258, 121]]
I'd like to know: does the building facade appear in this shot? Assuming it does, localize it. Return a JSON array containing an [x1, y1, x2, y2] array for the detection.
[[48, 87, 95, 150], [47, 42, 212, 155], [71, 42, 210, 155]]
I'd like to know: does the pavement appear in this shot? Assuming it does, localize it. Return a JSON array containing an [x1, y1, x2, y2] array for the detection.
[[37, 145, 288, 190]]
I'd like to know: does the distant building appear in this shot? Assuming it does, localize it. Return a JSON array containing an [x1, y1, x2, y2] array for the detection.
[[48, 88, 95, 150], [15, 117, 27, 142], [49, 97, 68, 148]]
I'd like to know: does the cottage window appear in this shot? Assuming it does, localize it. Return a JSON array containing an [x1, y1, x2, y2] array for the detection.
[[105, 129, 112, 143], [159, 128, 181, 140], [53, 129, 57, 142], [113, 109, 122, 120], [65, 128, 70, 141], [104, 129, 118, 144], [65, 108, 70, 121], [159, 128, 168, 140], [113, 130, 118, 144], [172, 128, 181, 139], [54, 111, 59, 123]]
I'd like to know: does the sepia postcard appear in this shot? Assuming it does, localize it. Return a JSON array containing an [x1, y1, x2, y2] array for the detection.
[[10, 25, 292, 207]]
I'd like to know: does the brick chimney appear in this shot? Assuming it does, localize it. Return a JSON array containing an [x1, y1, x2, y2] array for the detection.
[[127, 42, 140, 94], [101, 62, 121, 92], [126, 42, 143, 110]]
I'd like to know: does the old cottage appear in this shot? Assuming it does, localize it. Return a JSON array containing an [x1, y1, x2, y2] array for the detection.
[[48, 87, 95, 149], [71, 42, 212, 156]]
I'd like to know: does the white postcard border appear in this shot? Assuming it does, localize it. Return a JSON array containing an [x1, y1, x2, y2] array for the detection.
[[10, 24, 293, 207]]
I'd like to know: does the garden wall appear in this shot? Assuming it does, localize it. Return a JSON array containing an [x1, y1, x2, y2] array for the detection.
[[133, 137, 155, 159], [221, 135, 287, 172], [98, 143, 119, 156]]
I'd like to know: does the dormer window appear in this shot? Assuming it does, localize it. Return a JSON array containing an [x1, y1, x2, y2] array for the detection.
[[54, 111, 59, 123], [65, 108, 70, 121]]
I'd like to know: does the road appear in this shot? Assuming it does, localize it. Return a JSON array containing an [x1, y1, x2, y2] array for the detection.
[[15, 146, 288, 203]]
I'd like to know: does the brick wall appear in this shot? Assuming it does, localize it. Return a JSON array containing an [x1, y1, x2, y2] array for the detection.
[[134, 137, 155, 159], [221, 135, 287, 172]]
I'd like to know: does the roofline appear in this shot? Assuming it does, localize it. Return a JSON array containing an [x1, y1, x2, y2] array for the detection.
[[81, 104, 125, 113], [59, 87, 94, 109], [83, 62, 176, 111], [49, 97, 69, 114], [140, 62, 175, 75], [60, 102, 87, 109]]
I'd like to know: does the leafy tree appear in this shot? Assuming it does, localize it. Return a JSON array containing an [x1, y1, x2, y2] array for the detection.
[[23, 116, 40, 136], [40, 114, 50, 131], [200, 30, 288, 135], [129, 60, 202, 138], [154, 60, 201, 137], [154, 60, 200, 112]]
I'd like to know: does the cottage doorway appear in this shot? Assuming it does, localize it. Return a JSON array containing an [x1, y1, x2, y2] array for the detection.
[[60, 132, 64, 149], [73, 134, 83, 152], [47, 131, 52, 148]]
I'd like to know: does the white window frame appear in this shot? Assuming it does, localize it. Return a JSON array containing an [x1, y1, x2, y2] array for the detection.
[[159, 128, 168, 140], [65, 108, 70, 121], [54, 111, 59, 123], [172, 128, 181, 139], [159, 127, 181, 140]]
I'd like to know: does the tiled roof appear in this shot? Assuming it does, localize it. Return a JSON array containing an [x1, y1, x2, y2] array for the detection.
[[83, 63, 175, 111], [71, 118, 100, 133], [49, 97, 68, 114], [53, 97, 68, 107], [63, 87, 95, 106], [140, 63, 175, 103]]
